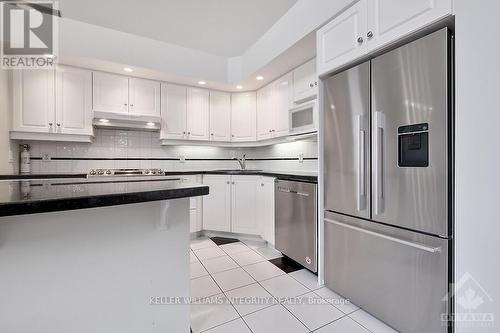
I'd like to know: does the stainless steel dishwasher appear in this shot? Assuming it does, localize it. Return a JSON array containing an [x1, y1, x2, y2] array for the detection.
[[275, 179, 317, 272]]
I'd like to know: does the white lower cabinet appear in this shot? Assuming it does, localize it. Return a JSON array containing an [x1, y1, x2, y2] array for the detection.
[[180, 175, 203, 233], [258, 177, 276, 245], [231, 175, 260, 235], [202, 175, 232, 232], [202, 175, 274, 238]]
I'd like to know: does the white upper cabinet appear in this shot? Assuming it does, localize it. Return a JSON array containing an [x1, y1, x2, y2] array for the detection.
[[231, 175, 260, 235], [292, 58, 318, 104], [256, 85, 274, 141], [231, 92, 257, 142], [209, 91, 231, 142], [186, 88, 210, 141], [92, 72, 129, 114], [272, 72, 293, 138], [12, 70, 55, 133], [55, 66, 93, 135], [128, 78, 160, 117], [317, 0, 367, 76], [317, 0, 452, 76], [160, 83, 187, 140], [366, 0, 452, 52]]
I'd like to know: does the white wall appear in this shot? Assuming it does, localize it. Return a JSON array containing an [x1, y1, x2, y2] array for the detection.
[[455, 1, 500, 331], [0, 69, 16, 174]]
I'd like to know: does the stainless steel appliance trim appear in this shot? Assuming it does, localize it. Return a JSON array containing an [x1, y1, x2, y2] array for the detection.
[[373, 111, 385, 216], [325, 218, 441, 253]]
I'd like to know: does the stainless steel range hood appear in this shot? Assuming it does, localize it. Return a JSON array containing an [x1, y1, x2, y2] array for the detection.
[[93, 111, 161, 131]]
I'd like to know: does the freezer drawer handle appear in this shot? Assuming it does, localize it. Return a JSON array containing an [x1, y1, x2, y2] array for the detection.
[[324, 218, 442, 253], [277, 187, 310, 197]]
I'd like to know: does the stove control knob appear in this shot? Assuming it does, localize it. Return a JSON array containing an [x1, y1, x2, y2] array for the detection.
[[151, 170, 157, 175], [97, 169, 104, 176], [145, 169, 150, 175], [89, 169, 97, 176], [105, 170, 112, 175]]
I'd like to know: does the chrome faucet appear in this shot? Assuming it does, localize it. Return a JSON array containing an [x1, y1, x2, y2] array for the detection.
[[235, 154, 246, 170]]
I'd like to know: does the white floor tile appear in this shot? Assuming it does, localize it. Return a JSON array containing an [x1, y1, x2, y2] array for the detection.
[[289, 269, 323, 290], [350, 309, 398, 333], [243, 304, 309, 333], [283, 292, 345, 331], [314, 316, 369, 333], [254, 246, 283, 260], [225, 283, 277, 316], [229, 250, 267, 266], [190, 251, 199, 263], [260, 274, 309, 299], [314, 287, 359, 314], [194, 246, 226, 261], [190, 275, 221, 299], [242, 260, 286, 281], [190, 294, 239, 333], [212, 268, 255, 291], [220, 242, 251, 255], [190, 238, 217, 251], [241, 239, 267, 250], [191, 261, 209, 279], [202, 255, 239, 274], [203, 318, 252, 333]]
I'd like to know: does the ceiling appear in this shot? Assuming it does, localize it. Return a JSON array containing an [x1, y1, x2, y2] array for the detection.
[[59, 0, 298, 57]]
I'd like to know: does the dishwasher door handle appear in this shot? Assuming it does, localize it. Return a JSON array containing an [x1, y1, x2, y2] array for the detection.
[[277, 187, 310, 197]]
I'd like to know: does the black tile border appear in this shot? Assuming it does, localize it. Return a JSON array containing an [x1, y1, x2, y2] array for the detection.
[[30, 156, 318, 161], [269, 256, 305, 274], [210, 237, 240, 246]]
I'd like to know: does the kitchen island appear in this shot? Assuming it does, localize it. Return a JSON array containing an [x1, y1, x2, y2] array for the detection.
[[0, 177, 208, 333]]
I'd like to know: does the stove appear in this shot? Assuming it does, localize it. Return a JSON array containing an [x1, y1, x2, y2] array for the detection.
[[88, 168, 165, 177]]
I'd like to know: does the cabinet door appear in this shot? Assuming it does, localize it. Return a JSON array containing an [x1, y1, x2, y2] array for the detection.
[[92, 72, 129, 114], [231, 176, 260, 235], [186, 88, 210, 141], [231, 92, 257, 142], [209, 91, 231, 142], [55, 66, 93, 135], [366, 0, 452, 52], [128, 78, 160, 117], [12, 69, 55, 133], [273, 73, 293, 138], [293, 58, 318, 104], [316, 0, 367, 76], [256, 85, 274, 141], [160, 83, 187, 140], [258, 177, 276, 245], [202, 175, 232, 232]]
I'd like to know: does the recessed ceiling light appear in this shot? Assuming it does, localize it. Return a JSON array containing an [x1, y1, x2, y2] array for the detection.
[[198, 81, 207, 85], [146, 122, 155, 126], [123, 67, 133, 72], [236, 85, 243, 89], [99, 119, 109, 123], [256, 76, 264, 81]]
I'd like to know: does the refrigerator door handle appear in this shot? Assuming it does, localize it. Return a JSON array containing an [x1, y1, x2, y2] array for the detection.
[[374, 111, 385, 215], [357, 115, 366, 211], [324, 218, 442, 253]]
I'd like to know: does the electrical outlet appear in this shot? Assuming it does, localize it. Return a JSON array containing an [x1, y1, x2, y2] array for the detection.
[[299, 153, 304, 163], [179, 155, 185, 163], [42, 153, 51, 161]]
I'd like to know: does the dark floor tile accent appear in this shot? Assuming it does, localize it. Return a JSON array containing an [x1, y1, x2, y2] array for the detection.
[[269, 256, 304, 273], [210, 236, 240, 246]]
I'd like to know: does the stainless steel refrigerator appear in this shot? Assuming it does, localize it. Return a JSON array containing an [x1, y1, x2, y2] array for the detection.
[[323, 28, 452, 333]]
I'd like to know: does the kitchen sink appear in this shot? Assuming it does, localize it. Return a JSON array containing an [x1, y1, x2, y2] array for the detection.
[[211, 169, 263, 174]]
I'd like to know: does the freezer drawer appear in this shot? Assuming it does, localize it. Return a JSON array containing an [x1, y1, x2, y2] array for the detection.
[[324, 211, 449, 333], [275, 180, 317, 272]]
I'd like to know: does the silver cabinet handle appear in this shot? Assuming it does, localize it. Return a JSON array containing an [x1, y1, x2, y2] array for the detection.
[[187, 132, 191, 135], [124, 103, 128, 106], [231, 181, 235, 185], [367, 31, 373, 38], [357, 115, 366, 211], [48, 122, 53, 126], [226, 181, 230, 184], [309, 82, 314, 88], [357, 37, 364, 44], [374, 111, 385, 216], [261, 183, 264, 187], [56, 123, 61, 127], [325, 218, 442, 253], [183, 131, 186, 135]]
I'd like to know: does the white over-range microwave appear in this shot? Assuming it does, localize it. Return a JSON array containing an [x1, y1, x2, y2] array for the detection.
[[289, 100, 318, 135]]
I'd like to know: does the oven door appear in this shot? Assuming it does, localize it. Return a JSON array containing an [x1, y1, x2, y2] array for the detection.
[[289, 100, 317, 135]]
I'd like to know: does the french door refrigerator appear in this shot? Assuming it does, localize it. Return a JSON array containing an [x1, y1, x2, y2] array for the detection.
[[323, 28, 452, 333]]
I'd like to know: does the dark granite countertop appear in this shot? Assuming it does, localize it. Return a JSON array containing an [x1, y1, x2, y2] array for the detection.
[[163, 170, 318, 183], [0, 173, 88, 180], [0, 178, 209, 218]]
